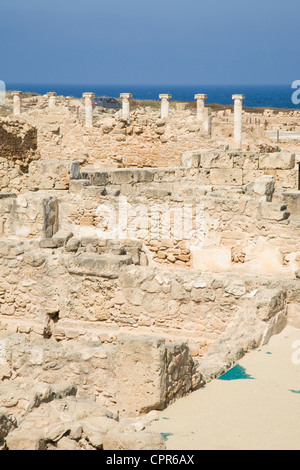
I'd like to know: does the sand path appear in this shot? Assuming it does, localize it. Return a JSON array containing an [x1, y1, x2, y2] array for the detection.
[[149, 326, 300, 450]]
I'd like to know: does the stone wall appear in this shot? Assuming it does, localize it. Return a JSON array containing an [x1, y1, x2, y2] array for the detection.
[[0, 193, 59, 239], [181, 150, 297, 189], [28, 161, 80, 191], [53, 162, 299, 277], [0, 156, 299, 276], [0, 332, 197, 415], [1, 99, 300, 447], [0, 333, 116, 408], [20, 103, 274, 169], [0, 119, 39, 193], [0, 239, 295, 358]]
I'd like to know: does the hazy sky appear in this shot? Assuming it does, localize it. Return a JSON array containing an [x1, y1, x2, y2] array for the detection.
[[0, 0, 298, 85]]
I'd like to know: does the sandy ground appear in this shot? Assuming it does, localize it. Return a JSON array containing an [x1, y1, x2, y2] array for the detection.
[[149, 326, 300, 450]]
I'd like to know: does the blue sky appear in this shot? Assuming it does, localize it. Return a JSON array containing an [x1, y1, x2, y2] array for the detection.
[[0, 0, 298, 85]]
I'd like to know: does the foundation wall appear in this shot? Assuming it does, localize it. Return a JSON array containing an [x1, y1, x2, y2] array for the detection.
[[0, 240, 296, 358], [58, 185, 299, 277], [0, 331, 197, 414]]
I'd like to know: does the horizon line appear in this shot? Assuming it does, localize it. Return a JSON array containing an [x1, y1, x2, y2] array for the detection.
[[4, 82, 292, 87]]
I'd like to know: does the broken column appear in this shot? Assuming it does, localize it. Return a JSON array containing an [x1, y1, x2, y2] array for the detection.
[[82, 92, 95, 128], [232, 94, 245, 149], [203, 107, 212, 137], [47, 92, 57, 109], [120, 93, 132, 120], [12, 91, 22, 116], [159, 94, 172, 119], [194, 94, 207, 122]]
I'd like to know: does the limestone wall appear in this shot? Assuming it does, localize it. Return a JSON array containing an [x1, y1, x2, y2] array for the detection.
[[0, 333, 116, 409], [19, 103, 275, 169], [56, 170, 299, 277], [0, 155, 299, 277], [0, 119, 39, 193], [0, 331, 198, 418], [0, 193, 59, 239], [181, 150, 297, 189], [0, 239, 296, 358]]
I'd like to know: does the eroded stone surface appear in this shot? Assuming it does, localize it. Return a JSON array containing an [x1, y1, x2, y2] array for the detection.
[[0, 93, 300, 449]]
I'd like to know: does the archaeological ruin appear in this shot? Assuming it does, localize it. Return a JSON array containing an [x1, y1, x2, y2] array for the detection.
[[0, 90, 300, 450]]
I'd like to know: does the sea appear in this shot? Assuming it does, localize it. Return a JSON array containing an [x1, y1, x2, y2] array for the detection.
[[5, 83, 300, 109]]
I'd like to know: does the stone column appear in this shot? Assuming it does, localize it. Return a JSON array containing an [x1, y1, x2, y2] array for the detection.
[[203, 107, 212, 137], [159, 94, 172, 119], [120, 93, 132, 120], [47, 92, 57, 109], [12, 91, 22, 116], [82, 92, 95, 128], [194, 94, 207, 122], [232, 94, 245, 149]]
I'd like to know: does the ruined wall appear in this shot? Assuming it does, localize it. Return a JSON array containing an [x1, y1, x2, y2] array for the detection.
[[46, 154, 299, 276], [181, 150, 297, 189], [0, 333, 116, 409], [0, 331, 197, 415], [0, 154, 299, 276], [5, 96, 300, 178], [0, 239, 295, 359], [0, 119, 39, 193], [0, 193, 59, 239], [19, 104, 274, 169], [0, 107, 288, 194]]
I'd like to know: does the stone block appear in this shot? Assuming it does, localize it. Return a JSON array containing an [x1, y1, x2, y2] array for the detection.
[[191, 247, 232, 272], [39, 238, 63, 249], [181, 151, 201, 168], [70, 162, 81, 180], [201, 151, 234, 169], [171, 280, 190, 301], [64, 253, 133, 278], [111, 170, 136, 185], [287, 302, 300, 328], [52, 229, 73, 245], [5, 430, 47, 450], [225, 280, 246, 297], [28, 161, 77, 190], [103, 429, 166, 450], [233, 152, 259, 169], [283, 191, 300, 219], [65, 237, 80, 252], [81, 170, 110, 186], [116, 336, 167, 417], [209, 168, 243, 186], [258, 202, 290, 221], [136, 169, 155, 183], [244, 175, 275, 202], [242, 170, 265, 185], [255, 288, 287, 321], [259, 152, 295, 170]]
